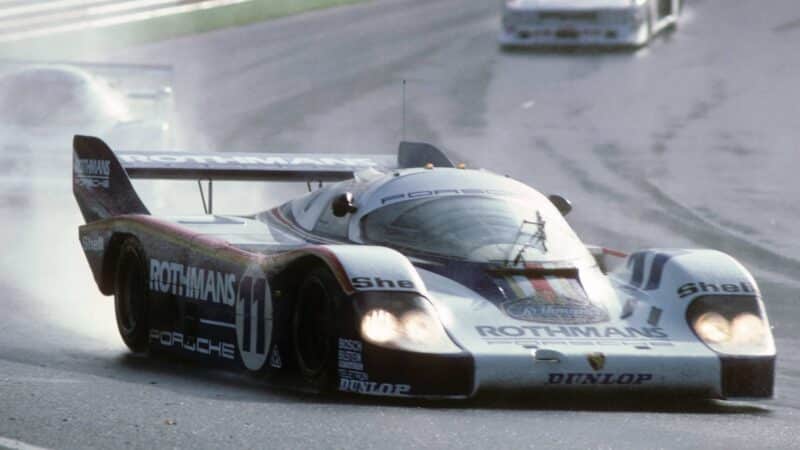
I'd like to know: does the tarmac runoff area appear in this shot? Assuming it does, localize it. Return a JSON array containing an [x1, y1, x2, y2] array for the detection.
[[1, 0, 799, 449]]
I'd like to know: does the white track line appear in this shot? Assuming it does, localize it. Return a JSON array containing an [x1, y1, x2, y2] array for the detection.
[[0, 0, 110, 19], [89, 0, 181, 15], [0, 436, 51, 450], [0, 0, 253, 42], [0, 0, 183, 31]]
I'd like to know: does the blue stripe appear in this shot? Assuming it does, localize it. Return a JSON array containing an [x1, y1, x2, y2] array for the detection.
[[644, 253, 672, 290], [629, 252, 646, 288]]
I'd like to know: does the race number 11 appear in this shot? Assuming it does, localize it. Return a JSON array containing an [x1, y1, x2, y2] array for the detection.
[[236, 265, 272, 371]]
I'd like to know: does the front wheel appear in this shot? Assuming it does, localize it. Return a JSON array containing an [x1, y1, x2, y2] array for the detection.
[[292, 266, 342, 391], [113, 237, 150, 352]]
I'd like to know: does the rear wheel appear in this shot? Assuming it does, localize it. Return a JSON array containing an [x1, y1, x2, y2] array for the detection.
[[113, 237, 150, 352], [292, 266, 342, 391]]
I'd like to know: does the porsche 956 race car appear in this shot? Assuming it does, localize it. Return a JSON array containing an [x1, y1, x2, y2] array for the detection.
[[499, 0, 682, 48], [73, 135, 775, 399]]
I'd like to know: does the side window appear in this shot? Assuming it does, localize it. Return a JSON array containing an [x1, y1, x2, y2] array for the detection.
[[313, 197, 351, 239]]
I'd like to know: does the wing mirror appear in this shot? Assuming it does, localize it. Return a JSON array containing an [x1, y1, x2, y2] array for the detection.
[[548, 194, 572, 216], [332, 192, 358, 217]]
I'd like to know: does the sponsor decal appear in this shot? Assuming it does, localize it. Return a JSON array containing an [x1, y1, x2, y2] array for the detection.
[[120, 153, 380, 167], [149, 329, 235, 360], [380, 188, 520, 205], [677, 281, 755, 299], [495, 274, 609, 325], [339, 369, 369, 381], [80, 235, 104, 252], [269, 345, 282, 369], [336, 338, 410, 395], [350, 277, 415, 290], [517, 340, 673, 348], [547, 373, 653, 385], [236, 264, 272, 372], [339, 379, 411, 396], [75, 158, 111, 188], [149, 259, 236, 305], [338, 338, 369, 381], [338, 338, 365, 372], [476, 325, 669, 340], [501, 295, 609, 324], [587, 352, 605, 371]]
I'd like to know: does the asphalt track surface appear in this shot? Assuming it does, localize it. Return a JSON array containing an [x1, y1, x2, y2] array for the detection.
[[2, 0, 800, 448]]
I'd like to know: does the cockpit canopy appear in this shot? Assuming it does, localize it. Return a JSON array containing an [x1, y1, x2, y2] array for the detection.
[[361, 195, 587, 264], [285, 168, 592, 265]]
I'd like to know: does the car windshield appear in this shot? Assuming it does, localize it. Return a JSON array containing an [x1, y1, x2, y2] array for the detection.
[[361, 195, 589, 264]]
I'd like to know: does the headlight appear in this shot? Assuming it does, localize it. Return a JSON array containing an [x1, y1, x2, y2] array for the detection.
[[731, 313, 768, 345], [687, 296, 774, 356], [361, 309, 400, 344], [694, 312, 731, 344], [357, 293, 461, 354]]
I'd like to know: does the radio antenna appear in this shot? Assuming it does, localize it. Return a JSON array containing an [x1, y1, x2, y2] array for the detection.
[[402, 79, 407, 141]]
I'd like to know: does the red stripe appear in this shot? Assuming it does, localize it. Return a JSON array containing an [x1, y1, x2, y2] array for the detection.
[[114, 214, 258, 261], [310, 246, 355, 295], [603, 248, 627, 258], [528, 275, 555, 303]]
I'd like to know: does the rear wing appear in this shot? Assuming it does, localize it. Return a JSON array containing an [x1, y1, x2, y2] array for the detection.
[[116, 150, 397, 182], [73, 135, 453, 222]]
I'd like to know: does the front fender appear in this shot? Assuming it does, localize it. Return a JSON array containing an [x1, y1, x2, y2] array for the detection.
[[320, 245, 427, 297], [612, 248, 760, 303]]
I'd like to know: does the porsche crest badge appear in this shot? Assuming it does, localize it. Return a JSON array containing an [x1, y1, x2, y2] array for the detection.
[[587, 352, 606, 371]]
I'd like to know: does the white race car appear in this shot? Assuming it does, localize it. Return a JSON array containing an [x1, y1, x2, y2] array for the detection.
[[499, 0, 682, 48], [74, 137, 775, 399]]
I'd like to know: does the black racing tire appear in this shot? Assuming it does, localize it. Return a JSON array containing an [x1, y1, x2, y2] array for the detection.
[[292, 266, 342, 391], [113, 237, 150, 353]]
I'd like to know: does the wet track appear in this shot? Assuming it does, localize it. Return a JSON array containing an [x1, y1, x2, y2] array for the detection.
[[1, 0, 799, 448]]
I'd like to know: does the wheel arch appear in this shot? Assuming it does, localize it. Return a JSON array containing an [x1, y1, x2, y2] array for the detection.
[[100, 232, 140, 295], [272, 254, 334, 302], [267, 253, 346, 377], [612, 248, 760, 304]]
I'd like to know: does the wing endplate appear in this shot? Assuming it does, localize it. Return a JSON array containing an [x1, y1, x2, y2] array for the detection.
[[398, 141, 455, 168]]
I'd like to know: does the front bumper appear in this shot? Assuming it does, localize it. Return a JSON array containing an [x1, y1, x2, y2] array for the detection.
[[499, 9, 649, 47], [336, 338, 474, 398], [474, 347, 774, 399], [337, 340, 775, 399], [720, 355, 775, 398], [499, 24, 648, 47]]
